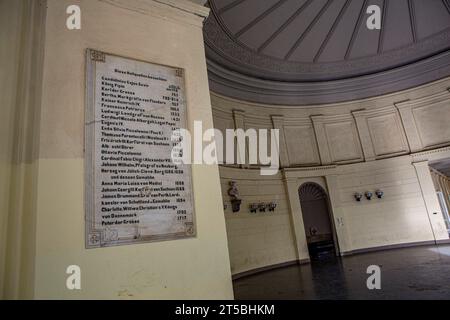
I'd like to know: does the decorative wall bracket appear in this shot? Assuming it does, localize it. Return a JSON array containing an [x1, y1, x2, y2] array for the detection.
[[228, 181, 242, 213], [268, 202, 277, 211], [375, 190, 384, 199], [230, 199, 242, 213], [258, 203, 267, 212], [354, 190, 384, 201]]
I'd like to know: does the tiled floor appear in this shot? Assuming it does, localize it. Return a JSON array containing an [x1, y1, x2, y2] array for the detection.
[[233, 244, 450, 300]]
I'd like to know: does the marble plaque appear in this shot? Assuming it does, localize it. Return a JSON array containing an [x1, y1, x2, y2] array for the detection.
[[85, 49, 195, 248]]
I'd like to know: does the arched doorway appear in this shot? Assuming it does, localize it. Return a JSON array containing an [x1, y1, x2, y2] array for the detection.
[[299, 183, 338, 260]]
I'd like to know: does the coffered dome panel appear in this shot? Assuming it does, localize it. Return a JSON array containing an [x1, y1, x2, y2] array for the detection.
[[204, 0, 450, 105]]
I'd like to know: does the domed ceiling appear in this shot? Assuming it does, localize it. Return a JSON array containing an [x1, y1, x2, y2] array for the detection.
[[204, 0, 450, 105]]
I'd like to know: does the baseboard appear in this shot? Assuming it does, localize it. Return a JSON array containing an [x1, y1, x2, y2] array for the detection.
[[232, 259, 310, 280], [340, 239, 448, 256], [231, 240, 450, 279]]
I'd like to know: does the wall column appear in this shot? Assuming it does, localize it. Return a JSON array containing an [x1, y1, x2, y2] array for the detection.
[[271, 115, 290, 168], [311, 115, 332, 165], [352, 110, 376, 161], [1, 0, 47, 299], [232, 109, 248, 168], [324, 175, 352, 254], [395, 101, 423, 152], [27, 0, 234, 299], [283, 175, 309, 262]]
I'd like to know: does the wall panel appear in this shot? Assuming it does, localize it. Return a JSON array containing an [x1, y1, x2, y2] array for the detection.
[[284, 124, 320, 166], [220, 167, 297, 275]]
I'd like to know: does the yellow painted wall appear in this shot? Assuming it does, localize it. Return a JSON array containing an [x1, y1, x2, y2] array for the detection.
[[0, 0, 22, 298], [35, 160, 232, 299], [1, 0, 45, 299], [32, 0, 233, 299], [2, 0, 234, 299]]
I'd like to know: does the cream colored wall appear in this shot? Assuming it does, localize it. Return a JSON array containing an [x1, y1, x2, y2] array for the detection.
[[2, 0, 234, 299], [220, 167, 297, 275], [0, 0, 22, 299], [1, 0, 46, 299], [212, 76, 450, 274], [331, 158, 441, 251], [220, 152, 450, 275], [283, 154, 447, 260]]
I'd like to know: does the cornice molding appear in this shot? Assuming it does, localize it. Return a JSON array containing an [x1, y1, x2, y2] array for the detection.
[[204, 10, 450, 81], [395, 90, 450, 109], [204, 1, 450, 105], [155, 0, 210, 18], [207, 50, 450, 105], [100, 0, 209, 27]]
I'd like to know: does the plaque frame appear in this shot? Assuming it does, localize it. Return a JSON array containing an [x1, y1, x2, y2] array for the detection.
[[85, 49, 196, 248]]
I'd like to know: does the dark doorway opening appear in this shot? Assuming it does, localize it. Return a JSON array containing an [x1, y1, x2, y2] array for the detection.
[[299, 183, 337, 261]]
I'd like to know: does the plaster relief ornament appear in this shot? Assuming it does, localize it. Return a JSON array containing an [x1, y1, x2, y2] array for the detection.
[[228, 181, 242, 213]]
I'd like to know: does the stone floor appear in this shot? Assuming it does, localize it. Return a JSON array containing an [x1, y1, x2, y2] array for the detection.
[[233, 244, 450, 300]]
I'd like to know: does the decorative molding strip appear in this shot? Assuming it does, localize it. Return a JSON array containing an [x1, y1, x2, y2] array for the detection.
[[411, 145, 450, 160], [395, 90, 450, 109], [210, 76, 450, 113], [219, 166, 284, 180], [207, 50, 450, 105], [283, 166, 338, 180], [100, 0, 209, 27], [351, 104, 397, 117], [204, 9, 450, 81], [218, 143, 450, 176], [283, 165, 337, 172], [231, 259, 310, 280], [340, 240, 450, 256]]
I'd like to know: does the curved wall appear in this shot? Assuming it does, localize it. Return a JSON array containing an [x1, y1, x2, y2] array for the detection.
[[212, 76, 450, 276], [220, 168, 298, 277]]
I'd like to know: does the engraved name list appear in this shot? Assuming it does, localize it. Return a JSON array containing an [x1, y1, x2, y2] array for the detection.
[[85, 50, 195, 248]]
